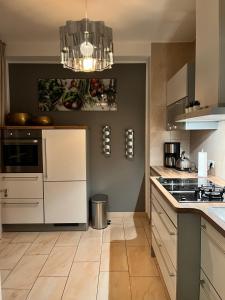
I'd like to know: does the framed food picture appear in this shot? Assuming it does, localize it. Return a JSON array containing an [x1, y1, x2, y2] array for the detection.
[[38, 78, 117, 111]]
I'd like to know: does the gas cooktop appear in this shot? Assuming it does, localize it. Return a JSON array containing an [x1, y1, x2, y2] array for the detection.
[[157, 177, 225, 203]]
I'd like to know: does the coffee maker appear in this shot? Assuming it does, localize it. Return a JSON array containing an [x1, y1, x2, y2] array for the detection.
[[164, 142, 180, 168]]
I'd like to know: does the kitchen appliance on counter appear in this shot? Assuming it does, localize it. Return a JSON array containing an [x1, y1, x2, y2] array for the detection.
[[1, 129, 43, 173], [164, 142, 180, 168], [175, 151, 191, 171], [158, 177, 225, 203]]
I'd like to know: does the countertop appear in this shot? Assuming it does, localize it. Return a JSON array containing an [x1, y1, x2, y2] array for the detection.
[[0, 125, 88, 130], [150, 166, 225, 237]]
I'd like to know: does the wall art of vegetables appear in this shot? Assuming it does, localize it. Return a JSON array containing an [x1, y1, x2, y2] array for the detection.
[[38, 78, 117, 111]]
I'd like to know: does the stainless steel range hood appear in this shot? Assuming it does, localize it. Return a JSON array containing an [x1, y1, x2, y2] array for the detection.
[[175, 0, 225, 125], [176, 106, 225, 123]]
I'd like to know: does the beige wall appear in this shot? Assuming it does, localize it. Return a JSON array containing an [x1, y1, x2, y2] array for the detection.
[[150, 42, 195, 166], [190, 122, 225, 179]]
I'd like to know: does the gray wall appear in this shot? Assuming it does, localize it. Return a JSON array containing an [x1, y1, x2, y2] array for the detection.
[[8, 63, 146, 212]]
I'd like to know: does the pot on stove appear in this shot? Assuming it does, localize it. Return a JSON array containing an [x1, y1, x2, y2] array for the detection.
[[175, 151, 191, 171]]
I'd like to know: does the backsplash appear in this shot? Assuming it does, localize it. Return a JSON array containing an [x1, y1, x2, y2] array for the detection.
[[190, 121, 225, 180], [150, 42, 195, 166]]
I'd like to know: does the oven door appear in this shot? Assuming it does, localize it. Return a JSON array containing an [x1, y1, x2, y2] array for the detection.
[[2, 139, 43, 173]]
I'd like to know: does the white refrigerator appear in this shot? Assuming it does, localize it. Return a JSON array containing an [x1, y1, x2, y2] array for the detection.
[[42, 129, 87, 224]]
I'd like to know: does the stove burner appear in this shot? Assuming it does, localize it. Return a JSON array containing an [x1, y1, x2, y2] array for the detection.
[[157, 177, 225, 203], [197, 185, 225, 201]]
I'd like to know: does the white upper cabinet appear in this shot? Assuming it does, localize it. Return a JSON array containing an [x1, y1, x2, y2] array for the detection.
[[195, 0, 220, 107], [42, 129, 87, 181], [167, 64, 189, 106]]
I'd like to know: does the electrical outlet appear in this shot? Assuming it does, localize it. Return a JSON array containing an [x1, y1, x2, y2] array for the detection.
[[208, 160, 216, 169]]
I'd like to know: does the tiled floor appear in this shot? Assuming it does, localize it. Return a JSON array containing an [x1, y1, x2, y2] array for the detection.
[[0, 215, 169, 300]]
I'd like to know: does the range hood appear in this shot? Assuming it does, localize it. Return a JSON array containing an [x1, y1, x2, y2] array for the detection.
[[176, 0, 225, 125], [176, 106, 225, 123]]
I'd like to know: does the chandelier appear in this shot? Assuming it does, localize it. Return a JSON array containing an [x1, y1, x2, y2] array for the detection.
[[59, 1, 114, 72]]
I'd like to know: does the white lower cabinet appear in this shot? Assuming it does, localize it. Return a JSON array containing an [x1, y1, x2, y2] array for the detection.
[[200, 269, 221, 300], [151, 186, 177, 300], [44, 181, 87, 224], [152, 226, 177, 300], [2, 199, 44, 224], [0, 173, 43, 199], [201, 218, 225, 300], [1, 173, 44, 224]]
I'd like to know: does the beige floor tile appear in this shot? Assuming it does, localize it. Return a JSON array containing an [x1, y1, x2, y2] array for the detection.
[[3, 255, 48, 289], [27, 277, 67, 300], [123, 217, 144, 228], [130, 276, 169, 300], [56, 231, 81, 246], [0, 242, 9, 252], [26, 232, 60, 255], [2, 289, 29, 300], [11, 232, 40, 243], [1, 270, 10, 283], [63, 262, 99, 300], [0, 243, 30, 270], [75, 237, 101, 262], [141, 217, 150, 227], [108, 217, 123, 225], [125, 226, 149, 246], [127, 246, 159, 276], [103, 225, 125, 243], [100, 242, 128, 271], [40, 246, 76, 276], [144, 225, 151, 244], [81, 227, 103, 239], [97, 272, 131, 300], [1, 232, 19, 243]]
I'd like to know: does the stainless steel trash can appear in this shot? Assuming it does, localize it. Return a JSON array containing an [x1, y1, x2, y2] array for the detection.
[[91, 194, 108, 229]]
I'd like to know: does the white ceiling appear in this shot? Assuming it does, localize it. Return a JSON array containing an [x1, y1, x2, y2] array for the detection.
[[0, 0, 196, 45], [0, 0, 195, 55]]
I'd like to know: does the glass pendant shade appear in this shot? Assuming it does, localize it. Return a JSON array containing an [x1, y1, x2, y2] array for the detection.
[[59, 19, 114, 72]]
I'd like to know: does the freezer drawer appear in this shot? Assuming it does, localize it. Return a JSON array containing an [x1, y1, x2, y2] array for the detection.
[[44, 181, 87, 224]]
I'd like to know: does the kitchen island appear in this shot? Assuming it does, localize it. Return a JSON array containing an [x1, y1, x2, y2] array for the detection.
[[150, 166, 225, 300]]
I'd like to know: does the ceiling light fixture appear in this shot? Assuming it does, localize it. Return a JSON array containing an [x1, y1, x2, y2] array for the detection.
[[59, 0, 114, 72]]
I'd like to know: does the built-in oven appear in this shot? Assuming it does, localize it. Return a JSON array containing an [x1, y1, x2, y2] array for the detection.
[[1, 129, 43, 173]]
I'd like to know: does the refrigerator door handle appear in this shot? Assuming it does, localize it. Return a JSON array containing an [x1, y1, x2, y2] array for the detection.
[[43, 138, 48, 179]]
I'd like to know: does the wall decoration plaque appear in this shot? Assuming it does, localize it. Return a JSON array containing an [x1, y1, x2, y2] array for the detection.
[[38, 78, 117, 111]]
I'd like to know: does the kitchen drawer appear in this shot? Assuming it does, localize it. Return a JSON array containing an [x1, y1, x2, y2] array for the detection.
[[152, 202, 177, 269], [0, 173, 43, 199], [152, 185, 177, 227], [201, 218, 225, 299], [44, 181, 87, 224], [200, 269, 221, 300], [2, 198, 44, 224], [152, 227, 177, 300]]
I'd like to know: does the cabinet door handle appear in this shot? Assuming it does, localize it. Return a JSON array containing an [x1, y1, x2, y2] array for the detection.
[[2, 176, 39, 181], [153, 231, 175, 277], [200, 278, 218, 299], [43, 138, 48, 179], [200, 279, 205, 286], [153, 203, 176, 236], [160, 213, 176, 236], [201, 225, 225, 255], [2, 201, 39, 205], [0, 189, 8, 197]]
